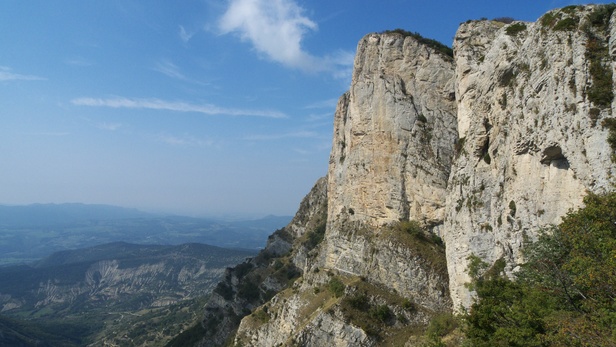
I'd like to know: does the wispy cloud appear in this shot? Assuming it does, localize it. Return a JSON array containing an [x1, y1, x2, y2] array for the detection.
[[71, 96, 287, 118], [153, 59, 186, 80], [244, 130, 318, 141], [179, 25, 195, 43], [65, 57, 94, 67], [97, 122, 122, 131], [152, 59, 211, 86], [218, 0, 353, 76], [0, 66, 45, 81]]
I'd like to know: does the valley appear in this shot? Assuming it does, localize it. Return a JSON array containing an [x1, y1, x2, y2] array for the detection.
[[0, 242, 258, 346]]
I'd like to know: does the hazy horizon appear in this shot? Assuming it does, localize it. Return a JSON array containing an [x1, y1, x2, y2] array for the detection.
[[2, 0, 607, 218]]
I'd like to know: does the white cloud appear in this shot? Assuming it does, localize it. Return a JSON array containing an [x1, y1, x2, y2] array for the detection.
[[179, 25, 195, 43], [71, 96, 286, 118], [218, 0, 353, 76], [0, 66, 45, 81], [65, 57, 94, 67], [153, 59, 186, 80]]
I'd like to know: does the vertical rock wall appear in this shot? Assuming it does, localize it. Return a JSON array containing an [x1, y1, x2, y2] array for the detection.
[[445, 6, 616, 308], [324, 32, 457, 310]]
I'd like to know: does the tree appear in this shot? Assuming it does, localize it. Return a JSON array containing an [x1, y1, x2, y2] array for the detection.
[[464, 192, 616, 346]]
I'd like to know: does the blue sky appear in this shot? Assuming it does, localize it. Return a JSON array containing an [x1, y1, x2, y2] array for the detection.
[[0, 0, 609, 218]]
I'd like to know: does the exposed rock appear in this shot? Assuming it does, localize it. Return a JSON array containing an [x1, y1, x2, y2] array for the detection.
[[328, 32, 457, 229], [445, 5, 616, 308], [194, 177, 328, 347], [191, 5, 616, 346]]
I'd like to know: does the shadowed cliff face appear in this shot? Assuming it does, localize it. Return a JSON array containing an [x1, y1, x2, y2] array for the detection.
[[190, 177, 328, 347]]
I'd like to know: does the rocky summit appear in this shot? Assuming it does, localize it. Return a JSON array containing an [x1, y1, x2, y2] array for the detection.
[[185, 4, 616, 346]]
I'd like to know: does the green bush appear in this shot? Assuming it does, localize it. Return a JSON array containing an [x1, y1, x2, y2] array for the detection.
[[396, 220, 423, 238], [588, 4, 616, 30], [554, 17, 578, 31], [370, 304, 393, 323], [586, 36, 613, 108], [382, 29, 453, 58], [344, 294, 370, 310], [425, 313, 459, 343], [540, 12, 558, 27], [602, 118, 616, 152], [464, 192, 616, 346], [328, 277, 345, 298], [505, 22, 527, 36], [304, 220, 326, 250]]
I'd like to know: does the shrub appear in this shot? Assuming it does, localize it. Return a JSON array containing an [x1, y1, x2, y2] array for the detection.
[[345, 294, 370, 310], [554, 17, 578, 31], [252, 308, 270, 323], [234, 262, 254, 279], [465, 192, 616, 346], [396, 220, 423, 238], [304, 220, 326, 250], [505, 22, 527, 36], [328, 277, 345, 298], [602, 117, 616, 153], [586, 36, 613, 108], [237, 280, 260, 301], [370, 304, 393, 323], [425, 313, 459, 340], [402, 298, 415, 311], [214, 282, 234, 300], [381, 29, 453, 58], [540, 12, 558, 27], [493, 17, 515, 24], [588, 4, 616, 30]]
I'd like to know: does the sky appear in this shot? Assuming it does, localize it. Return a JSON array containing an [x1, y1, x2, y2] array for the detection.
[[0, 0, 611, 218]]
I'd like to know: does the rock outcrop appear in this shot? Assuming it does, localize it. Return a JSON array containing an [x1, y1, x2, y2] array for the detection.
[[445, 5, 616, 308], [232, 32, 456, 347], [189, 4, 616, 346], [193, 177, 328, 347]]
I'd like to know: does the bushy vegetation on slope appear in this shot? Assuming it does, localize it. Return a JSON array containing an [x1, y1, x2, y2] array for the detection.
[[462, 192, 616, 347], [381, 29, 453, 58]]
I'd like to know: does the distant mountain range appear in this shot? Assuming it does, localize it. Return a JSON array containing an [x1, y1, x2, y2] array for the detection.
[[0, 203, 291, 265], [0, 241, 257, 346], [0, 203, 153, 227]]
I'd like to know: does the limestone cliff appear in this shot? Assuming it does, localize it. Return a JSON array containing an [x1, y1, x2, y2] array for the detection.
[[446, 5, 616, 308], [190, 4, 616, 346], [190, 177, 327, 347], [232, 32, 455, 347]]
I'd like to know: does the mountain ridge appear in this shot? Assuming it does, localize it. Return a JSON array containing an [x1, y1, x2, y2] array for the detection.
[[184, 4, 616, 346]]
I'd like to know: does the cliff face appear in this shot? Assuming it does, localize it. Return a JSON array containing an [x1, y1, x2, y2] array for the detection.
[[232, 33, 455, 347], [445, 5, 616, 308], [193, 177, 327, 347], [328, 33, 457, 228], [323, 33, 456, 311], [194, 4, 616, 346]]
